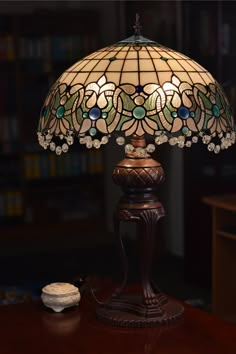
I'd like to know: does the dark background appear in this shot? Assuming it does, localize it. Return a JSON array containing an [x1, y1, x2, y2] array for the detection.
[[0, 0, 235, 305]]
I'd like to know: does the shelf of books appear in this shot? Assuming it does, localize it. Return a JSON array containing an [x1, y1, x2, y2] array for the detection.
[[0, 10, 107, 242]]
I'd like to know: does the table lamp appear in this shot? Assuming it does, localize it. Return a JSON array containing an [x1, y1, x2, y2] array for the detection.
[[37, 15, 235, 327]]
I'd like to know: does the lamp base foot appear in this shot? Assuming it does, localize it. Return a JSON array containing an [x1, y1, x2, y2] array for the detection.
[[96, 294, 184, 327]]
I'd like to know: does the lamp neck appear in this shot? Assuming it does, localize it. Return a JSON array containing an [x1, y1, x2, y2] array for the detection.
[[125, 135, 149, 159], [130, 134, 146, 148]]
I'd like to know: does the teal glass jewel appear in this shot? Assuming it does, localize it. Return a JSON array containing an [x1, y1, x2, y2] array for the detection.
[[133, 106, 146, 119], [212, 104, 220, 117], [182, 127, 189, 135], [102, 112, 108, 119], [89, 128, 97, 136], [56, 106, 65, 119]]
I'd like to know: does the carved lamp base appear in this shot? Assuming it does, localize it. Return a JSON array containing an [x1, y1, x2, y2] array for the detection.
[[96, 136, 184, 327], [96, 294, 184, 327]]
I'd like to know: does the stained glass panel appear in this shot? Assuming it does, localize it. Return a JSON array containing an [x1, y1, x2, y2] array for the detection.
[[139, 59, 154, 71], [115, 52, 127, 59], [153, 60, 170, 71], [140, 72, 158, 86], [93, 60, 110, 72], [169, 52, 185, 59], [199, 73, 212, 85], [168, 60, 185, 71], [123, 60, 139, 72], [157, 72, 172, 85], [120, 72, 139, 85], [126, 51, 138, 59], [103, 51, 119, 59], [158, 51, 173, 59], [106, 60, 124, 72], [148, 50, 161, 59], [189, 60, 207, 72], [189, 73, 205, 85], [139, 50, 151, 59]]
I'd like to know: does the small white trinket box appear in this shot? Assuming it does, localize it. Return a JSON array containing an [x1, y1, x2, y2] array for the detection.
[[41, 282, 81, 312]]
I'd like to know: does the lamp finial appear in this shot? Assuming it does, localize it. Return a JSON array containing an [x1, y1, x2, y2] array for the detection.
[[133, 13, 142, 35]]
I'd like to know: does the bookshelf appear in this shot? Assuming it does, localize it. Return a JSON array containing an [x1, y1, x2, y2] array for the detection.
[[202, 194, 236, 322], [0, 9, 108, 246], [182, 0, 236, 286]]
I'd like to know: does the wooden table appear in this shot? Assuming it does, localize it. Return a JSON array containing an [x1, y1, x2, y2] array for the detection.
[[203, 194, 236, 322], [1, 293, 236, 354]]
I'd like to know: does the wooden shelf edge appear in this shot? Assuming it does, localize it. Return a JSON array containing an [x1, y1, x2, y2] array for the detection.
[[202, 194, 236, 212], [216, 229, 236, 241]]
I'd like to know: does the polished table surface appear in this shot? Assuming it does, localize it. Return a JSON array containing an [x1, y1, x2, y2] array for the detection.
[[1, 291, 236, 354]]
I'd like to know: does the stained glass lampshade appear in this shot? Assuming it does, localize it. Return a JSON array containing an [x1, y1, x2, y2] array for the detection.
[[37, 18, 235, 328], [38, 36, 235, 154]]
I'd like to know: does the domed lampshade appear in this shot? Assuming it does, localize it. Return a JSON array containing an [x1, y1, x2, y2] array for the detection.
[[37, 34, 235, 154]]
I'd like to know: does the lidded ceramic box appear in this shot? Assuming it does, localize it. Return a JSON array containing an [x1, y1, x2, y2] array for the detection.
[[41, 282, 81, 312]]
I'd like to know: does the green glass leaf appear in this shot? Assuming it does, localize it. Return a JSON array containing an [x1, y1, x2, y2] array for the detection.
[[199, 91, 212, 110], [121, 92, 135, 111], [116, 115, 133, 130], [45, 108, 51, 121], [102, 98, 113, 113], [76, 108, 84, 124], [37, 120, 42, 132], [149, 115, 163, 129], [54, 91, 60, 109], [203, 113, 212, 130], [65, 114, 72, 125], [41, 105, 50, 121], [64, 92, 78, 111], [163, 106, 173, 124], [106, 106, 117, 125], [227, 105, 233, 119], [166, 99, 174, 112], [144, 91, 157, 110], [215, 92, 222, 109]]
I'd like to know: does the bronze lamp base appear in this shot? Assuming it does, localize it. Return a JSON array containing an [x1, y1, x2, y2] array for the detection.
[[96, 136, 184, 327], [96, 294, 184, 327]]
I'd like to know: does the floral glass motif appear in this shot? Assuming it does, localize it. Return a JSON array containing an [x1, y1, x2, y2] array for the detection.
[[38, 35, 235, 155]]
